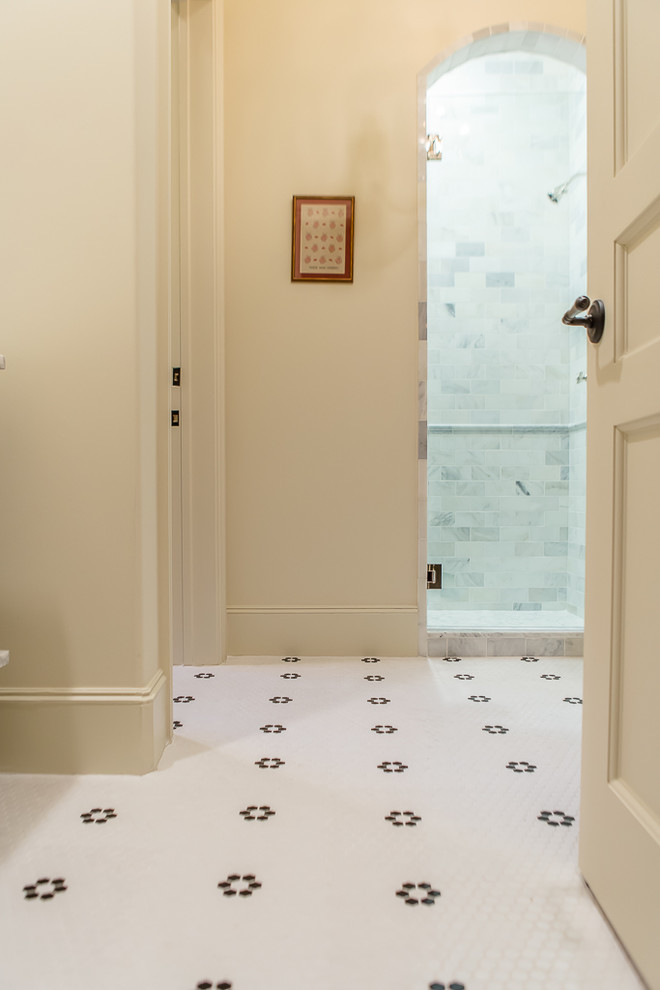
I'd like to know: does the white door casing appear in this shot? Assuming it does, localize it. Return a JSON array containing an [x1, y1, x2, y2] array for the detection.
[[581, 1, 660, 986], [171, 0, 184, 666], [170, 0, 225, 665]]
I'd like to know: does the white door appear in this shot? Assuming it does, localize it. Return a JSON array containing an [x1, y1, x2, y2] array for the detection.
[[580, 2, 660, 986]]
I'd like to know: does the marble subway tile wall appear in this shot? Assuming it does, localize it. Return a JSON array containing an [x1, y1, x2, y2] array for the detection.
[[426, 51, 586, 617], [428, 427, 571, 611]]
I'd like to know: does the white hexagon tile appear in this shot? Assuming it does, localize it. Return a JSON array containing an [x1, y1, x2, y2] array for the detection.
[[0, 656, 646, 990]]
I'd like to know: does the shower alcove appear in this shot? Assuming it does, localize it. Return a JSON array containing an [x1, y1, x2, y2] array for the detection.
[[418, 26, 587, 658]]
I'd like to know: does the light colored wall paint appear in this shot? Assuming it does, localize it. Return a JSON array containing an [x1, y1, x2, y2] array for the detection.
[[0, 0, 170, 771], [223, 0, 586, 655], [0, 0, 587, 770]]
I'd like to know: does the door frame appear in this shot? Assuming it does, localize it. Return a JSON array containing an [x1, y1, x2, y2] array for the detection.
[[170, 0, 226, 666]]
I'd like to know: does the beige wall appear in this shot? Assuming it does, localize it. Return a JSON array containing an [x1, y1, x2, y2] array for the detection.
[[0, 0, 170, 771], [223, 0, 586, 655], [0, 0, 587, 769]]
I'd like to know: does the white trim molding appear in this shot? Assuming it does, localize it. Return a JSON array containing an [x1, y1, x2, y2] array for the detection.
[[226, 609, 419, 658], [226, 606, 417, 615], [0, 670, 170, 774], [170, 0, 226, 666]]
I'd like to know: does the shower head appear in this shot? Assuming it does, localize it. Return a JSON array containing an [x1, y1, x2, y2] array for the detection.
[[547, 172, 586, 204], [547, 185, 567, 203]]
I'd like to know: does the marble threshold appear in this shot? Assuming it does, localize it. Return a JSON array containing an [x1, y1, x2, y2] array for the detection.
[[427, 610, 584, 659]]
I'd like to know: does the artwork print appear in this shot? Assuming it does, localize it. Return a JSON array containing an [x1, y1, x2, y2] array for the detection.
[[292, 196, 354, 282]]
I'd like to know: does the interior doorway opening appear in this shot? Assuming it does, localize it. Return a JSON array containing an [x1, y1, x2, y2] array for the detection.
[[418, 28, 587, 650]]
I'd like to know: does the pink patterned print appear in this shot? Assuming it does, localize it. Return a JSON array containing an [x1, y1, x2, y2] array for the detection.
[[299, 201, 348, 276]]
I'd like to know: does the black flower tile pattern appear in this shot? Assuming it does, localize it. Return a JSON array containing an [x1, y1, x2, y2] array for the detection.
[[361, 657, 381, 663], [541, 673, 561, 680], [269, 696, 292, 704], [281, 656, 300, 662], [3, 657, 624, 989], [173, 720, 183, 729], [395, 882, 441, 905], [174, 695, 195, 703], [81, 808, 117, 824], [538, 810, 575, 827], [240, 805, 275, 822], [521, 656, 540, 662], [23, 878, 67, 900], [367, 697, 391, 705], [194, 672, 215, 679], [217, 874, 262, 897], [454, 673, 474, 681], [385, 810, 421, 827], [468, 695, 491, 703]]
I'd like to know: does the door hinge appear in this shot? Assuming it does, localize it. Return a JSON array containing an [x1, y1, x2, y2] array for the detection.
[[171, 410, 180, 427], [172, 367, 181, 386], [427, 563, 442, 589]]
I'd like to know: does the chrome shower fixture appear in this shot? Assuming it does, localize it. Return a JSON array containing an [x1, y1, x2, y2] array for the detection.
[[547, 172, 586, 203], [426, 134, 443, 160]]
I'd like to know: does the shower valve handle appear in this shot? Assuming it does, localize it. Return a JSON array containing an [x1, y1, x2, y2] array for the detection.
[[562, 295, 605, 343]]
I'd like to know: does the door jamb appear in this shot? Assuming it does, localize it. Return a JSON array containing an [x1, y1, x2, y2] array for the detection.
[[170, 0, 226, 666]]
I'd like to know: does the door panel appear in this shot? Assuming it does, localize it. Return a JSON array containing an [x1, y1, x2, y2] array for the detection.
[[615, 0, 660, 166], [618, 207, 660, 357], [611, 420, 660, 820], [581, 1, 660, 986]]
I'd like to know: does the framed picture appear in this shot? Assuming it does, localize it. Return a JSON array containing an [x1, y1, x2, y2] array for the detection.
[[291, 195, 355, 282]]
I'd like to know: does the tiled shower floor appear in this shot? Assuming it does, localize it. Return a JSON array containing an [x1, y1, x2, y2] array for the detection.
[[428, 608, 584, 632], [0, 656, 644, 990]]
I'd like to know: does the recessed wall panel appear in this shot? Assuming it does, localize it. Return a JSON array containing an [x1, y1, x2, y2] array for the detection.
[[611, 422, 660, 826], [620, 212, 660, 356], [617, 0, 660, 165]]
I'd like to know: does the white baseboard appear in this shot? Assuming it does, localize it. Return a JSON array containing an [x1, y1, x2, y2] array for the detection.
[[226, 608, 419, 657], [0, 669, 171, 774]]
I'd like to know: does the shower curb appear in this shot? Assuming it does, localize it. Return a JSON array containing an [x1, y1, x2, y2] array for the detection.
[[427, 630, 583, 658]]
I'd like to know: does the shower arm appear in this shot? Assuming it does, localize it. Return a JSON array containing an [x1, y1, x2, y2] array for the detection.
[[548, 172, 586, 203]]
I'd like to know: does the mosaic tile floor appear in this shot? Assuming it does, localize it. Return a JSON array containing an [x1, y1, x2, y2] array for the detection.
[[0, 656, 644, 990]]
